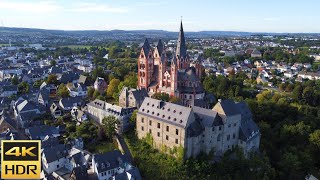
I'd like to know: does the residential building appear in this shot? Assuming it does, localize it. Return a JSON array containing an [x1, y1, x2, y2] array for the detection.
[[87, 99, 136, 134], [92, 150, 141, 180], [94, 77, 108, 93], [118, 87, 148, 108]]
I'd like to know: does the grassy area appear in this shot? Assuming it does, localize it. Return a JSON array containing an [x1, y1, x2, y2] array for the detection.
[[60, 45, 107, 49], [87, 140, 118, 154], [0, 44, 10, 47], [313, 61, 320, 66]]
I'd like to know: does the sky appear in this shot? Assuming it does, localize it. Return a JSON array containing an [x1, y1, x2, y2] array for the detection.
[[0, 0, 320, 33]]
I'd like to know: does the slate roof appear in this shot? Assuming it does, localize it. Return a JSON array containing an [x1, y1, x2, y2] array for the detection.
[[2, 85, 18, 92], [0, 115, 16, 129], [214, 99, 241, 116], [239, 118, 260, 141], [235, 102, 252, 122], [50, 66, 63, 74], [43, 144, 68, 163], [138, 97, 193, 128], [156, 39, 165, 55], [42, 136, 60, 149], [193, 106, 217, 127], [71, 165, 88, 180], [142, 39, 151, 56], [177, 67, 200, 82], [60, 72, 80, 84], [114, 167, 141, 180], [60, 97, 82, 108], [27, 125, 60, 140], [176, 21, 187, 58], [16, 100, 37, 113], [88, 99, 135, 116], [38, 88, 50, 102], [93, 150, 129, 173]]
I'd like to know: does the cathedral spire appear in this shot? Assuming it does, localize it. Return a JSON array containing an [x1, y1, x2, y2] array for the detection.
[[176, 20, 187, 58]]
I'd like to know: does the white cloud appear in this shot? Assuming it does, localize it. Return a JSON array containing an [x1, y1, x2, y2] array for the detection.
[[67, 2, 128, 13], [0, 0, 62, 13]]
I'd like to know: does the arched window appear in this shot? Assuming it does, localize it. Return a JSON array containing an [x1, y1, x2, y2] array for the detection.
[[140, 78, 144, 84]]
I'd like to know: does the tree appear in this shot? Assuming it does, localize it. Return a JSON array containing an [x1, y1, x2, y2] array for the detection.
[[169, 96, 181, 104], [47, 74, 58, 85], [50, 60, 57, 67], [292, 85, 303, 101], [87, 87, 95, 98], [309, 129, 320, 148], [102, 116, 119, 140], [57, 84, 70, 98], [130, 110, 138, 124], [11, 76, 19, 85], [93, 90, 100, 99], [152, 93, 170, 102], [107, 79, 120, 98], [17, 82, 29, 94]]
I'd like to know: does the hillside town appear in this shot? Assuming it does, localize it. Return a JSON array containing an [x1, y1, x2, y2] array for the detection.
[[0, 21, 319, 180]]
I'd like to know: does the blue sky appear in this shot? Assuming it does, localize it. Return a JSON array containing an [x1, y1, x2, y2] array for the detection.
[[0, 0, 319, 32]]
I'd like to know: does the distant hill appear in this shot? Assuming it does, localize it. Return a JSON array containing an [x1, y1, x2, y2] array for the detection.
[[2, 26, 318, 38], [1, 26, 319, 45]]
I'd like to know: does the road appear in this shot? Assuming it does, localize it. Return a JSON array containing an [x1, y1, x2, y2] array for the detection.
[[115, 134, 134, 164]]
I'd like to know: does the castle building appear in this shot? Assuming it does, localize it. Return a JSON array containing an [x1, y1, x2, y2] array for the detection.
[[138, 21, 205, 105], [136, 97, 260, 158]]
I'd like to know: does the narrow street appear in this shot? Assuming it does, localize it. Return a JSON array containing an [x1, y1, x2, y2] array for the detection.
[[115, 134, 134, 164]]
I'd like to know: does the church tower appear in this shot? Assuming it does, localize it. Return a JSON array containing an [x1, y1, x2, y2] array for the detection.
[[195, 55, 203, 79], [154, 40, 167, 88], [170, 55, 178, 97], [138, 39, 153, 89], [176, 21, 190, 70]]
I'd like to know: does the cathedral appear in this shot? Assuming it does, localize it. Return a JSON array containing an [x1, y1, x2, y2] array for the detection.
[[138, 21, 205, 105]]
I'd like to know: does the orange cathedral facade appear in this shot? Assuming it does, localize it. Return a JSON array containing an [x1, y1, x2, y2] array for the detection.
[[138, 21, 205, 105]]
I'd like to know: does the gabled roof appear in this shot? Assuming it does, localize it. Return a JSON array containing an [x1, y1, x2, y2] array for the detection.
[[138, 97, 193, 128], [239, 118, 260, 141], [2, 85, 17, 92], [43, 144, 68, 163], [0, 115, 16, 130], [235, 102, 252, 121], [60, 97, 82, 108], [70, 165, 88, 180], [27, 125, 60, 140], [213, 99, 241, 117], [93, 150, 129, 173], [16, 100, 37, 113]]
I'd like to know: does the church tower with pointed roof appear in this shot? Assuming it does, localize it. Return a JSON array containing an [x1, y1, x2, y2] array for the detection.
[[176, 21, 190, 70], [138, 39, 153, 89]]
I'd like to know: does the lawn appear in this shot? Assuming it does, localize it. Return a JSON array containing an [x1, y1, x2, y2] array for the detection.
[[60, 45, 107, 49], [87, 140, 118, 154]]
